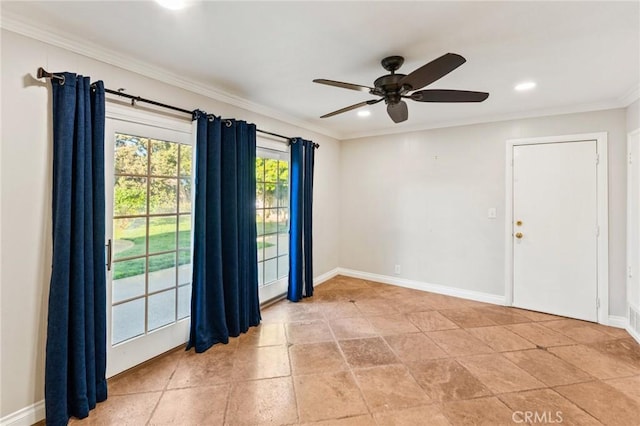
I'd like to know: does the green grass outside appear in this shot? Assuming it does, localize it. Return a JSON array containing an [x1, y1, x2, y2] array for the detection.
[[113, 217, 191, 280], [114, 218, 284, 280], [258, 220, 288, 236]]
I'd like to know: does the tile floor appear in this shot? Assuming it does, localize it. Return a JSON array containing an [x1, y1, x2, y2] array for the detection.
[[67, 276, 640, 425]]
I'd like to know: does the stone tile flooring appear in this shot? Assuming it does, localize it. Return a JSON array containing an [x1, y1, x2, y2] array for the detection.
[[68, 276, 640, 425]]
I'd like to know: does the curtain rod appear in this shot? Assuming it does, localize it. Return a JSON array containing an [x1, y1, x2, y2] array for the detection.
[[37, 67, 319, 148]]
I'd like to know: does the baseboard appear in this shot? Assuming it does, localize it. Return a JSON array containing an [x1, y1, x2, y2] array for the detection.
[[628, 303, 640, 344], [313, 267, 339, 286], [337, 268, 506, 306], [627, 324, 640, 344], [0, 400, 45, 426], [607, 315, 628, 329]]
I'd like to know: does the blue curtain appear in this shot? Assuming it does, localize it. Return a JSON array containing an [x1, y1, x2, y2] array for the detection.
[[187, 112, 261, 353], [288, 138, 316, 302], [45, 74, 107, 425]]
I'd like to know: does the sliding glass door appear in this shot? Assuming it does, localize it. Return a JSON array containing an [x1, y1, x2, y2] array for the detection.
[[105, 109, 194, 377], [256, 144, 290, 302]]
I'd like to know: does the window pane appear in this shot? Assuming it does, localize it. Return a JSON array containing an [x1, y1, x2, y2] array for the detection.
[[112, 298, 145, 345], [256, 183, 265, 208], [113, 257, 146, 281], [150, 140, 178, 176], [278, 160, 288, 183], [179, 144, 192, 177], [264, 258, 277, 284], [149, 178, 177, 214], [115, 134, 147, 175], [257, 236, 265, 261], [112, 259, 146, 302], [264, 159, 278, 182], [114, 177, 147, 216], [148, 253, 176, 293], [264, 182, 276, 208], [278, 255, 289, 279], [178, 250, 191, 285], [278, 232, 289, 255], [178, 215, 191, 249], [113, 217, 146, 260], [276, 182, 289, 208], [178, 285, 191, 320], [149, 216, 176, 254], [258, 262, 264, 286], [278, 208, 289, 233], [179, 178, 192, 213], [256, 157, 265, 182], [256, 210, 265, 236], [264, 234, 277, 260], [148, 289, 176, 331], [264, 209, 278, 234]]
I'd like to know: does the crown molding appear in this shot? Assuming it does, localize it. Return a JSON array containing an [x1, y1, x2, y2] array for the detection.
[[619, 83, 640, 107], [342, 99, 626, 140], [0, 11, 342, 140]]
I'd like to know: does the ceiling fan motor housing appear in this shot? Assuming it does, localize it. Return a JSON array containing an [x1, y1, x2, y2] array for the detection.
[[372, 74, 410, 104]]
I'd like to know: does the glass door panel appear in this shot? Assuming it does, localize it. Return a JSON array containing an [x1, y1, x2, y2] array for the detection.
[[256, 145, 290, 302], [105, 115, 193, 377]]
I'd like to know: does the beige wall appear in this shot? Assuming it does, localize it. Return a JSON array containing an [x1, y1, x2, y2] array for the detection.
[[0, 29, 341, 417], [340, 109, 628, 315]]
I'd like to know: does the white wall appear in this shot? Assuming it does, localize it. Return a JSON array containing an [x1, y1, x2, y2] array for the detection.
[[628, 99, 640, 132], [340, 109, 628, 315], [0, 29, 340, 418]]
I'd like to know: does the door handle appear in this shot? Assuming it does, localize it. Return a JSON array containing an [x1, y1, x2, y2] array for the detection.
[[515, 232, 523, 239], [106, 239, 112, 271]]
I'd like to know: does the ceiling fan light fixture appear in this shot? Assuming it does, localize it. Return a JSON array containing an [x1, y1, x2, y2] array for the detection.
[[357, 110, 371, 117], [515, 81, 536, 91]]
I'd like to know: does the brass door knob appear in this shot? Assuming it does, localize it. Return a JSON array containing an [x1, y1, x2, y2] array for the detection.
[[515, 232, 523, 239]]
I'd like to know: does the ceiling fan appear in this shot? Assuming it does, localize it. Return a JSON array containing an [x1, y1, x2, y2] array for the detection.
[[313, 53, 489, 123]]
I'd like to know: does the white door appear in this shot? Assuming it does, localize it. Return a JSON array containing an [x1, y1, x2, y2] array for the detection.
[[105, 110, 194, 377], [512, 140, 598, 322]]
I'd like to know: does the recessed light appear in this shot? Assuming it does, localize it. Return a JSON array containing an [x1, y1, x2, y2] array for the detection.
[[357, 110, 371, 117], [156, 0, 188, 10], [515, 81, 536, 91]]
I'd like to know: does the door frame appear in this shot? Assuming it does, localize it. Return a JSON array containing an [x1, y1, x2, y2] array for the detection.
[[627, 128, 640, 336], [504, 132, 609, 324]]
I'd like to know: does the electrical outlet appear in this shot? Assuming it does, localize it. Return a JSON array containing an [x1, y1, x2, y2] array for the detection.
[[488, 207, 497, 219], [394, 264, 401, 275]]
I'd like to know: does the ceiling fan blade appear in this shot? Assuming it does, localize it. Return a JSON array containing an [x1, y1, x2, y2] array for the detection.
[[313, 79, 373, 92], [320, 99, 380, 118], [410, 89, 489, 103], [400, 53, 466, 91], [387, 101, 408, 123]]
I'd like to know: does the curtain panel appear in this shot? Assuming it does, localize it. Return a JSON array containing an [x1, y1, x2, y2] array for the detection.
[[45, 74, 107, 425], [287, 138, 316, 302], [187, 112, 261, 353]]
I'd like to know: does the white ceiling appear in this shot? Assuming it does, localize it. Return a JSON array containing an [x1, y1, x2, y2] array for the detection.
[[2, 1, 639, 140]]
